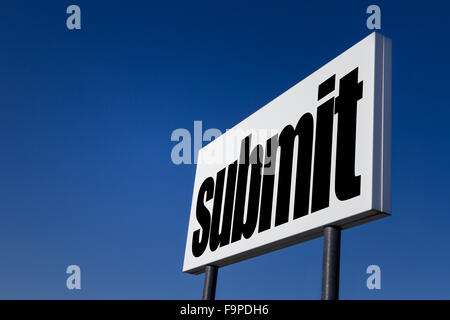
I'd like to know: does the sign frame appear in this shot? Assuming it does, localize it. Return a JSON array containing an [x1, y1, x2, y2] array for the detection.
[[183, 32, 392, 275]]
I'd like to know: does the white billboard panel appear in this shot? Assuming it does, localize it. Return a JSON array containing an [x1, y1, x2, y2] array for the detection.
[[183, 32, 391, 274]]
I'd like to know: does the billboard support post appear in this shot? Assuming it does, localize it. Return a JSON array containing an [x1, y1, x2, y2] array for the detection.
[[321, 226, 341, 300], [202, 265, 218, 300]]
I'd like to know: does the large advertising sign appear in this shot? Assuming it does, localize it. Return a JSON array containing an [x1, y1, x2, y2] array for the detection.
[[183, 32, 392, 274]]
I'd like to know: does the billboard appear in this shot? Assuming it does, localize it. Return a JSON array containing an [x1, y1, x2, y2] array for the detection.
[[183, 32, 391, 275]]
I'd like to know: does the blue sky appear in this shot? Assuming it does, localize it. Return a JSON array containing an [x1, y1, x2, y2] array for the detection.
[[0, 1, 449, 299]]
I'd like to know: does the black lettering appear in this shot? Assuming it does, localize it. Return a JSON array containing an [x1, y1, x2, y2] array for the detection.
[[275, 113, 314, 226], [209, 168, 226, 251], [211, 160, 237, 249], [232, 136, 252, 243], [242, 145, 263, 239], [192, 177, 214, 257], [318, 75, 336, 100], [311, 98, 334, 212], [258, 136, 278, 233], [335, 68, 363, 200], [293, 114, 314, 219], [195, 68, 364, 249]]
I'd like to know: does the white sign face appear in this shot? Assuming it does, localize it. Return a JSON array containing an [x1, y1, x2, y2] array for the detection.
[[183, 32, 392, 274]]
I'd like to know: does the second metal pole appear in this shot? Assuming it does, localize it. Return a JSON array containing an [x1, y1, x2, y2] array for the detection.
[[321, 226, 341, 300], [202, 265, 218, 300]]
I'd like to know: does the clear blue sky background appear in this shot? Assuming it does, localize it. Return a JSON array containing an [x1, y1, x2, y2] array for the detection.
[[0, 1, 449, 299]]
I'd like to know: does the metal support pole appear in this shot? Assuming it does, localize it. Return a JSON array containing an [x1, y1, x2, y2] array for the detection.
[[321, 226, 341, 300], [202, 265, 218, 300]]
